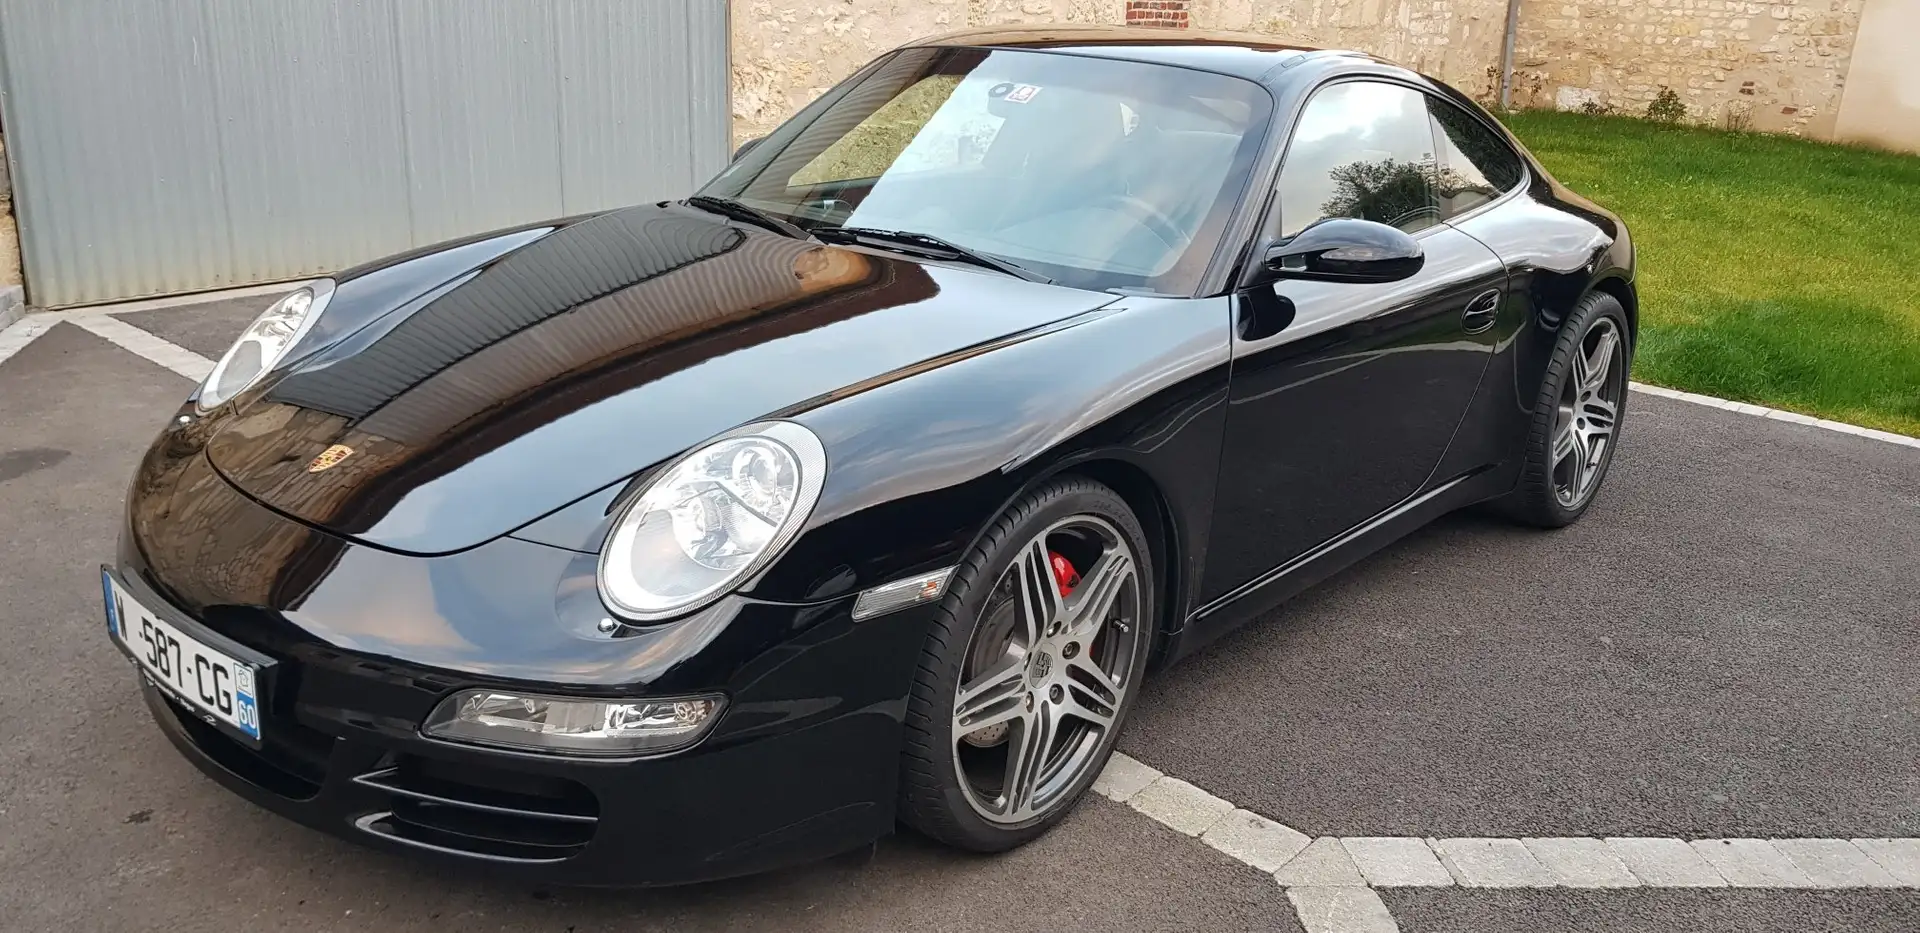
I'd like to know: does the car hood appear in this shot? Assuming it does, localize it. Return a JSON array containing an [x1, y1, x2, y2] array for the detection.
[[204, 202, 1114, 555]]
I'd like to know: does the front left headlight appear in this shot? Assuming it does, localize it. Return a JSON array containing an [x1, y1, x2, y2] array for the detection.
[[597, 421, 827, 621], [197, 280, 333, 410]]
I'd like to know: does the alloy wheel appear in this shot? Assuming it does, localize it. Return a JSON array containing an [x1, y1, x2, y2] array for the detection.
[[951, 515, 1142, 825], [1552, 316, 1625, 507]]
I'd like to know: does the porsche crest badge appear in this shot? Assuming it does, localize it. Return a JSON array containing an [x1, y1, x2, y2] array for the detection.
[[306, 444, 354, 473]]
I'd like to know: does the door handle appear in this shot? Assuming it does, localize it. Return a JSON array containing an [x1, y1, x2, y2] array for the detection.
[[1462, 289, 1500, 333]]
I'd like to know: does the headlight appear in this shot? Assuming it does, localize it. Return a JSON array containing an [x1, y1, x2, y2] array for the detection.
[[597, 421, 827, 621], [197, 280, 333, 410]]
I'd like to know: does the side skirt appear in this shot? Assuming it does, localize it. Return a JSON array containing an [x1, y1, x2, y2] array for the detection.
[[1163, 466, 1505, 664]]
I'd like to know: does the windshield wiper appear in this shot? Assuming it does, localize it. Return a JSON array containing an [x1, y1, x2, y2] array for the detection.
[[685, 195, 811, 240], [813, 226, 1052, 284]]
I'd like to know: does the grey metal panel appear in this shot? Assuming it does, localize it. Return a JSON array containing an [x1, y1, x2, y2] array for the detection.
[[0, 0, 729, 307], [0, 0, 229, 304], [560, 0, 697, 213], [395, 1, 564, 248], [201, 0, 414, 282], [688, 0, 735, 183]]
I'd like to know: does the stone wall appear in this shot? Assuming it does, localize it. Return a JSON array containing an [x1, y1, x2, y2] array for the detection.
[[1191, 0, 1513, 98], [730, 0, 1906, 150], [1193, 0, 1865, 135], [0, 134, 21, 317], [730, 0, 1130, 143], [1511, 0, 1865, 136]]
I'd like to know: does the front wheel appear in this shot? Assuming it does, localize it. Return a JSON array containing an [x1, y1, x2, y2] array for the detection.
[[1494, 290, 1633, 527], [898, 477, 1154, 851]]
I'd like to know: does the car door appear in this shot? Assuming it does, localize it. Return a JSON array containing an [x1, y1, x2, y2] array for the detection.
[[1198, 80, 1508, 608]]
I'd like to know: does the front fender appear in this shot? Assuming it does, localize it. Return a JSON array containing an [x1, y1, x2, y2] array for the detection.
[[762, 296, 1235, 619]]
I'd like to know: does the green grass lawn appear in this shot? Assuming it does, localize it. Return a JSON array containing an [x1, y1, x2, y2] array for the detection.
[[1501, 111, 1920, 437]]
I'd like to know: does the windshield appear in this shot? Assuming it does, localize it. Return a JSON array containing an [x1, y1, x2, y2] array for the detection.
[[701, 47, 1274, 295]]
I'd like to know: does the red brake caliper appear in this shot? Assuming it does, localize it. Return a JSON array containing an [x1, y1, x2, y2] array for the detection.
[[1048, 551, 1080, 597]]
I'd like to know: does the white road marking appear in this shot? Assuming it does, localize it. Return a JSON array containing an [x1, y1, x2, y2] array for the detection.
[[1125, 775, 1234, 836], [1630, 381, 1920, 450], [1273, 837, 1366, 886], [1091, 758, 1920, 933], [1431, 837, 1559, 887], [1853, 839, 1920, 885], [1522, 837, 1641, 888], [1201, 809, 1311, 873], [1287, 886, 1401, 933], [1090, 751, 1161, 802], [65, 314, 214, 382], [1344, 837, 1454, 887], [0, 313, 60, 369], [1604, 837, 1729, 887], [1773, 838, 1901, 888], [1689, 838, 1814, 887]]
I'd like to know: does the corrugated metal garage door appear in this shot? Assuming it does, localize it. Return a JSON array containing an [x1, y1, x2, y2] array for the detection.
[[0, 0, 730, 307]]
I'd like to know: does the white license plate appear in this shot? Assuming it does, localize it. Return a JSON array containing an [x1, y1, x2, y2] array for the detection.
[[104, 572, 261, 740]]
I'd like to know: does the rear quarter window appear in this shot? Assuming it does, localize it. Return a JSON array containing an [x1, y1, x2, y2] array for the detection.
[[1427, 98, 1525, 219]]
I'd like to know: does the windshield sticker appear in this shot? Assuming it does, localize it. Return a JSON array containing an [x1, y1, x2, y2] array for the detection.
[[1004, 84, 1041, 104]]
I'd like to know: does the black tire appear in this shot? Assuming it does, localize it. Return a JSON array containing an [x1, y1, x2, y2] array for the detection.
[[898, 476, 1155, 852], [1492, 290, 1633, 528]]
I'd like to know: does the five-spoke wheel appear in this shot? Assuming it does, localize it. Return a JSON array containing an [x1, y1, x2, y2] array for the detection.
[[1552, 315, 1625, 507], [1495, 289, 1633, 527], [951, 516, 1141, 824], [898, 477, 1154, 850]]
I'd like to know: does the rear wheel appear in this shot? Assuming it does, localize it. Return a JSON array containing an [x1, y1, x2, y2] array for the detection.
[[1493, 291, 1632, 527], [898, 477, 1153, 851]]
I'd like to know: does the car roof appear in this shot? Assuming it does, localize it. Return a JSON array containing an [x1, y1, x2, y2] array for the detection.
[[905, 25, 1384, 85]]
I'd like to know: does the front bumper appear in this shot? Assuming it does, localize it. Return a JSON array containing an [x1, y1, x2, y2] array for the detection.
[[116, 447, 934, 885], [134, 660, 900, 886]]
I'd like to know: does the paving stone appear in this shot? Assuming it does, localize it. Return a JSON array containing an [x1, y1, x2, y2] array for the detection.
[[1523, 837, 1640, 888], [1604, 837, 1728, 887], [1125, 776, 1233, 836], [1432, 838, 1557, 887], [1201, 809, 1311, 873], [1690, 838, 1814, 887], [1090, 752, 1162, 803], [1772, 839, 1900, 887], [1852, 839, 1920, 885], [1286, 886, 1400, 933], [1342, 837, 1452, 887], [1273, 837, 1366, 887]]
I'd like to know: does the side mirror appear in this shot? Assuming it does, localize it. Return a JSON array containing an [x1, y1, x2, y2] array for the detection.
[[732, 136, 765, 163], [1260, 217, 1425, 285]]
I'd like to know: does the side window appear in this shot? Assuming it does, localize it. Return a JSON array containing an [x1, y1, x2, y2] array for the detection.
[[1275, 82, 1439, 238], [1427, 97, 1525, 219]]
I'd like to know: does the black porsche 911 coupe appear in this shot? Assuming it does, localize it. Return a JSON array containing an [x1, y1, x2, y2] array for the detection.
[[104, 26, 1634, 884]]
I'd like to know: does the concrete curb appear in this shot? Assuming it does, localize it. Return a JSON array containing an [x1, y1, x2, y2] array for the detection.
[[1629, 382, 1920, 450], [0, 285, 23, 331]]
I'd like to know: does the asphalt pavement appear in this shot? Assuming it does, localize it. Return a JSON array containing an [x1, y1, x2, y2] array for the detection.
[[1124, 389, 1920, 840], [0, 296, 1914, 932]]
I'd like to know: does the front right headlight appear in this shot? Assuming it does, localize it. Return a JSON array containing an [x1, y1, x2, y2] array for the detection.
[[597, 421, 827, 621]]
